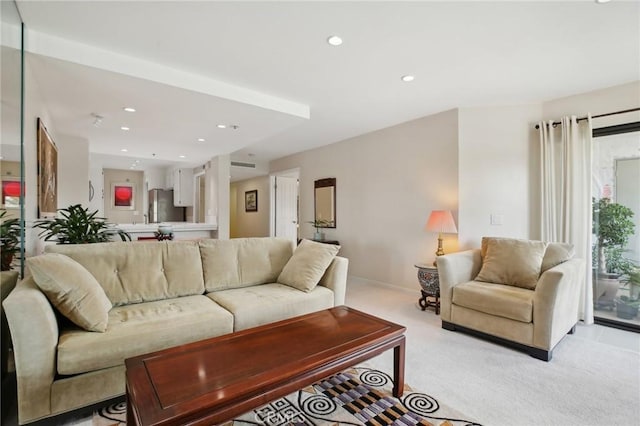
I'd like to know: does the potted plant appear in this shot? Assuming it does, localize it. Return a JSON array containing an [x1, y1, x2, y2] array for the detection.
[[0, 210, 21, 270], [33, 204, 131, 244], [615, 261, 640, 320], [592, 198, 635, 308], [307, 219, 332, 241]]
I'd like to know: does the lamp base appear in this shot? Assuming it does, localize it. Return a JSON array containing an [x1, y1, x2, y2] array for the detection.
[[433, 235, 445, 266]]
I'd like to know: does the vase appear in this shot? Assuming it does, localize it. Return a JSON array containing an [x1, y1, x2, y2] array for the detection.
[[313, 231, 325, 241]]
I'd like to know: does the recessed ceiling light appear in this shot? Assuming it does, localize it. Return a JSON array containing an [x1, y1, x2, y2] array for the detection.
[[123, 107, 136, 112], [179, 155, 186, 159], [120, 148, 128, 152], [595, 0, 611, 3], [401, 75, 415, 82], [134, 160, 140, 163], [197, 138, 205, 142], [120, 126, 130, 131], [217, 124, 227, 129], [327, 35, 343, 46]]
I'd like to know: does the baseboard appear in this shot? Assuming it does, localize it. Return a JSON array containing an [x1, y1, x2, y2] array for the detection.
[[348, 275, 416, 294]]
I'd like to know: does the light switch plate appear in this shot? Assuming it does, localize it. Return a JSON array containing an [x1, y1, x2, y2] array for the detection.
[[491, 214, 504, 225]]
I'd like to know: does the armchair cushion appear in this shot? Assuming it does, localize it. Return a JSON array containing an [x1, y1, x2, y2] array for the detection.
[[27, 253, 111, 332], [476, 237, 548, 289], [452, 281, 534, 323]]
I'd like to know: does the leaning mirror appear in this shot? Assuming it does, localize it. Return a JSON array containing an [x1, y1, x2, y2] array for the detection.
[[1, 0, 25, 275], [314, 178, 336, 228]]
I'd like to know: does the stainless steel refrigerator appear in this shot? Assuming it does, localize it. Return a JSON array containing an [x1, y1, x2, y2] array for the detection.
[[148, 189, 186, 223]]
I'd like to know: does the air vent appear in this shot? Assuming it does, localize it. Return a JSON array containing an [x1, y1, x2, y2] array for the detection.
[[231, 161, 256, 168]]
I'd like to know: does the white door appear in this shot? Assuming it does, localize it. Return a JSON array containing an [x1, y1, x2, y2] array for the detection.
[[274, 176, 298, 242]]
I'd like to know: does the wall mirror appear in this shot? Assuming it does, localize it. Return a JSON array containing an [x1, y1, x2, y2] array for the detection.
[[314, 178, 336, 228], [1, 0, 25, 275]]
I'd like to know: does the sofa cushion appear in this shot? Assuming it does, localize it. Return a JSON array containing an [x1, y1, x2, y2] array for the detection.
[[199, 238, 294, 292], [541, 242, 575, 273], [27, 253, 111, 332], [56, 295, 233, 375], [476, 237, 548, 289], [207, 283, 334, 331], [277, 239, 340, 292], [452, 281, 534, 323], [47, 241, 205, 306]]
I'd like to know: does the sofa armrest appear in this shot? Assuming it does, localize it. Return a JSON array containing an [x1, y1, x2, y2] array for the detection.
[[436, 249, 482, 321], [318, 256, 349, 306], [533, 258, 584, 350], [2, 276, 59, 423]]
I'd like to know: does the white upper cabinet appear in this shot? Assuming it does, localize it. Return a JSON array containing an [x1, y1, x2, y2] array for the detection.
[[173, 168, 194, 206]]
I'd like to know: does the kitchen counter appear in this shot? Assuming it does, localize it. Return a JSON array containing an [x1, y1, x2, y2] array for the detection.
[[115, 222, 217, 240]]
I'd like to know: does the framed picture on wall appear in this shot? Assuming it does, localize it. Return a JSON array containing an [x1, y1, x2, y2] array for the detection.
[[1, 177, 22, 209], [245, 190, 258, 212], [37, 118, 58, 218], [112, 182, 135, 210]]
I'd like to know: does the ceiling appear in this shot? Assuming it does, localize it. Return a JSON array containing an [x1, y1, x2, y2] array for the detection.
[[9, 1, 640, 177]]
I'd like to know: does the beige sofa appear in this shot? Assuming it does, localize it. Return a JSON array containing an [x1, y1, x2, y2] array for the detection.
[[437, 238, 584, 361], [3, 237, 348, 424]]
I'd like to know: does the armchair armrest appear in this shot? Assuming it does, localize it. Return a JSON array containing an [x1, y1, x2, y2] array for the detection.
[[318, 256, 349, 306], [2, 276, 59, 423], [436, 249, 482, 321], [533, 258, 584, 350]]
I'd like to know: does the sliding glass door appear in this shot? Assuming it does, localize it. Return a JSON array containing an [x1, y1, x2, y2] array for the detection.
[[592, 124, 640, 331]]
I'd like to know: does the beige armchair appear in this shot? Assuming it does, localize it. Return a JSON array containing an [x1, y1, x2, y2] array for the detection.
[[436, 238, 584, 361]]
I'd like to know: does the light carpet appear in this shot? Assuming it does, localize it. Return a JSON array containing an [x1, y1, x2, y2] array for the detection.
[[86, 366, 479, 426], [346, 277, 640, 426]]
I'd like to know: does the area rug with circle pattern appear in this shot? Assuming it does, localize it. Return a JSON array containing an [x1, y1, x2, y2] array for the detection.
[[91, 367, 481, 426]]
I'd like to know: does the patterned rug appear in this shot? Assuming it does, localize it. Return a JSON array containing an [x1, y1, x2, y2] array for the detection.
[[91, 367, 480, 426]]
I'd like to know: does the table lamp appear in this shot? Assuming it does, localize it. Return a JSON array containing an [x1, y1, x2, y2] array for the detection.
[[425, 210, 458, 266]]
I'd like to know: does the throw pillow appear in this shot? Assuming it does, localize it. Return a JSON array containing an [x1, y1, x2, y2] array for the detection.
[[476, 237, 548, 290], [277, 239, 340, 292], [541, 242, 575, 273], [27, 253, 112, 332]]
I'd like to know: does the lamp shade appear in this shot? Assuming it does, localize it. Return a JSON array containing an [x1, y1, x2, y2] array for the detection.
[[425, 210, 457, 234]]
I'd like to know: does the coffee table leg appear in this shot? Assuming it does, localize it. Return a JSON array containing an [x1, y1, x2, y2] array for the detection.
[[393, 336, 405, 397]]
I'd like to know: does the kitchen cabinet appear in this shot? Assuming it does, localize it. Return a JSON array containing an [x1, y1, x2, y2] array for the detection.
[[173, 168, 194, 206]]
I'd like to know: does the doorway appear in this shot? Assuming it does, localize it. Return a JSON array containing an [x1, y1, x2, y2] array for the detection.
[[592, 125, 640, 332]]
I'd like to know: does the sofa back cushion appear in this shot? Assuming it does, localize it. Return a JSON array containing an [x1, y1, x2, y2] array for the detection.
[[199, 238, 294, 292], [46, 241, 205, 306]]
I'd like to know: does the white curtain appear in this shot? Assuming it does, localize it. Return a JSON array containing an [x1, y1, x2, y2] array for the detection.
[[539, 115, 594, 324]]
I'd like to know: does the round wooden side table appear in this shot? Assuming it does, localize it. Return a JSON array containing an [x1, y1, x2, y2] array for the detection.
[[414, 263, 440, 315]]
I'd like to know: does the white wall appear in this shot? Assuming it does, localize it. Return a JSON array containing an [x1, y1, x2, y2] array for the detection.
[[542, 81, 640, 127], [230, 176, 271, 238], [57, 134, 90, 210], [458, 104, 542, 248], [206, 155, 230, 238], [271, 110, 459, 290], [23, 59, 57, 256]]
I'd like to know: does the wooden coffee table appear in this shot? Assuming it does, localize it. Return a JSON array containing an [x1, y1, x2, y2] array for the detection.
[[125, 306, 406, 426]]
